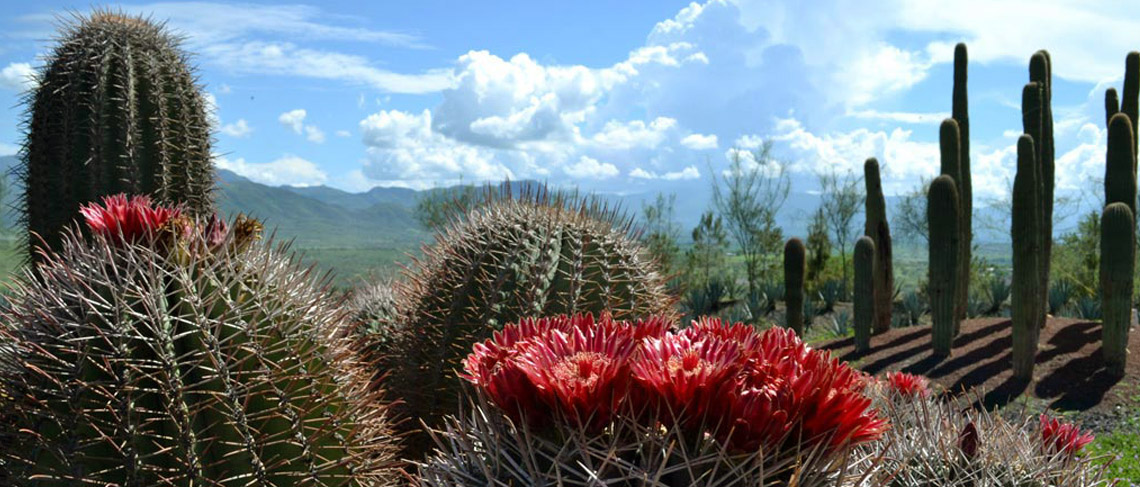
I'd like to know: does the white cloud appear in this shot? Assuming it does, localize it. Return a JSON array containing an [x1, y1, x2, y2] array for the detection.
[[215, 154, 328, 187], [629, 165, 701, 180], [279, 109, 307, 134], [0, 142, 18, 156], [0, 62, 34, 91], [848, 109, 949, 125], [591, 117, 677, 150], [336, 130, 352, 137], [305, 125, 326, 143], [220, 119, 253, 138], [680, 133, 718, 150], [564, 156, 619, 179]]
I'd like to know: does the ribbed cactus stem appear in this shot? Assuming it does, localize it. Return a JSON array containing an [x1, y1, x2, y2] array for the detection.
[[1107, 88, 1121, 127], [1124, 51, 1140, 167], [20, 11, 215, 259], [863, 157, 893, 334], [1030, 51, 1055, 320], [784, 237, 806, 336], [952, 42, 973, 330], [939, 118, 966, 330], [1101, 202, 1135, 377], [928, 175, 960, 357], [853, 236, 874, 352], [1106, 113, 1138, 217], [1012, 134, 1042, 380]]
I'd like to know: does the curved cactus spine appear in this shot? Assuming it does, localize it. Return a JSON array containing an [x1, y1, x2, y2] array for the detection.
[[1012, 134, 1042, 380], [863, 157, 893, 334], [1100, 202, 1135, 377], [1030, 51, 1056, 320], [19, 11, 215, 259], [1106, 113, 1138, 217], [784, 237, 807, 335], [939, 118, 966, 330], [952, 43, 973, 330], [1107, 88, 1121, 127], [853, 236, 874, 352], [928, 175, 960, 357]]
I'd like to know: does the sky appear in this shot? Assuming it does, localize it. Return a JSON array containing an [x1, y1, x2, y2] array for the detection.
[[0, 0, 1135, 219]]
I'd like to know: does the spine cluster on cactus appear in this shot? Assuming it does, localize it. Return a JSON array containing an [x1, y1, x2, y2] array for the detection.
[[1012, 133, 1042, 379], [1101, 202, 1135, 376], [784, 237, 806, 335], [0, 195, 400, 486], [19, 11, 215, 258], [952, 43, 973, 328], [928, 175, 960, 356], [853, 235, 874, 352], [863, 157, 893, 334]]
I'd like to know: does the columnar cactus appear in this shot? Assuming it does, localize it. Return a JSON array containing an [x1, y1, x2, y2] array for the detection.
[[19, 11, 215, 259], [1124, 51, 1140, 163], [952, 43, 973, 328], [374, 187, 675, 457], [863, 157, 893, 334], [939, 118, 966, 331], [1030, 51, 1056, 319], [928, 175, 960, 356], [1012, 133, 1043, 380], [784, 237, 807, 335], [1106, 87, 1120, 127], [0, 196, 399, 486], [1101, 202, 1135, 377], [1106, 113, 1137, 216], [854, 236, 874, 352]]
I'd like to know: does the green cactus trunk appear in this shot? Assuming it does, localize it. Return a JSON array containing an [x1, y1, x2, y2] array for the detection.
[[1101, 202, 1135, 377], [939, 119, 966, 333], [928, 175, 960, 357], [1107, 113, 1138, 217], [1030, 51, 1055, 323], [20, 11, 214, 259], [1107, 88, 1121, 127], [863, 157, 893, 334], [952, 43, 973, 331], [1124, 51, 1139, 169], [853, 236, 874, 353], [1012, 133, 1042, 380], [785, 237, 806, 335]]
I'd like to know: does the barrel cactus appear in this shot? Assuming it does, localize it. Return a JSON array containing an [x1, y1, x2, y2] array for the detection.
[[784, 237, 806, 335], [373, 187, 675, 456], [1012, 132, 1042, 380], [0, 195, 400, 486], [1101, 202, 1135, 377], [18, 10, 214, 259], [863, 157, 893, 334], [952, 43, 973, 328], [928, 175, 960, 357], [853, 235, 874, 353]]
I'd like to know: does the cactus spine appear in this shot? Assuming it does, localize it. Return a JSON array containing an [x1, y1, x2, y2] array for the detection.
[[1107, 88, 1121, 127], [863, 157, 893, 334], [1012, 133, 1042, 380], [1029, 51, 1055, 321], [939, 118, 965, 333], [784, 237, 806, 336], [1106, 113, 1137, 216], [952, 43, 973, 328], [19, 11, 215, 258], [853, 236, 874, 352], [928, 175, 960, 357], [1101, 202, 1135, 377]]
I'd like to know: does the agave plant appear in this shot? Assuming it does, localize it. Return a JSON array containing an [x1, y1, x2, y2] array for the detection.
[[682, 275, 738, 320], [986, 274, 1012, 316], [1048, 280, 1075, 316], [824, 309, 852, 339], [967, 291, 988, 319], [0, 195, 400, 486], [761, 279, 785, 314], [1075, 295, 1103, 320], [900, 290, 927, 326], [818, 278, 845, 313]]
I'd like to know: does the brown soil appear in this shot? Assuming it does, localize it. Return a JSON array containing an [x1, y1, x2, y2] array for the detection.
[[819, 317, 1140, 418]]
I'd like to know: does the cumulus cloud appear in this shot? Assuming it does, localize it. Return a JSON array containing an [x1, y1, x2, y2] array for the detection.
[[0, 62, 34, 91], [0, 142, 18, 156], [591, 117, 677, 150], [305, 125, 326, 143], [220, 119, 253, 138], [564, 156, 619, 179], [629, 165, 701, 180], [336, 130, 352, 137], [216, 154, 328, 187], [680, 133, 718, 150], [278, 109, 325, 143]]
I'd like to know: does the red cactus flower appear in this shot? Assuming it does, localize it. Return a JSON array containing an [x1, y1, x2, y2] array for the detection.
[[203, 213, 229, 249], [958, 421, 979, 459], [1040, 414, 1094, 456], [80, 194, 181, 245], [631, 333, 742, 427], [885, 371, 931, 398]]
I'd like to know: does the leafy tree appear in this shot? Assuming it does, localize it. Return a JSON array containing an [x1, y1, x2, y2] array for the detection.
[[686, 210, 730, 286], [894, 176, 932, 245], [641, 193, 681, 276], [1051, 211, 1101, 297], [818, 170, 864, 297], [806, 206, 831, 284], [710, 142, 790, 295]]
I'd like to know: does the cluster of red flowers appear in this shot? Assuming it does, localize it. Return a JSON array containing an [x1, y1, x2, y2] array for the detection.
[[80, 194, 181, 245], [884, 371, 931, 398], [1040, 414, 1094, 456], [462, 314, 886, 455]]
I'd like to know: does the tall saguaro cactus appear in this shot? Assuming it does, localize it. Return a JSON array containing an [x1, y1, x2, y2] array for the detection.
[[928, 175, 960, 357], [784, 237, 807, 336], [1106, 113, 1137, 217], [19, 11, 215, 258], [952, 43, 973, 329], [939, 119, 966, 330], [1101, 202, 1135, 377], [863, 157, 893, 334], [1107, 88, 1121, 127], [1124, 51, 1140, 164], [1029, 52, 1056, 320], [1012, 134, 1042, 380], [853, 236, 874, 353]]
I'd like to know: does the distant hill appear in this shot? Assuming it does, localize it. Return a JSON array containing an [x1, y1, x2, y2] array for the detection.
[[283, 184, 418, 211]]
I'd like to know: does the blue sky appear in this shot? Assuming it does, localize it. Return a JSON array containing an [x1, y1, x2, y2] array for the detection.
[[0, 0, 1134, 215]]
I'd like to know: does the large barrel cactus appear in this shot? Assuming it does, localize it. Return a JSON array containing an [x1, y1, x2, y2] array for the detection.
[[784, 237, 806, 335], [0, 195, 399, 486], [853, 236, 874, 353], [939, 118, 966, 330], [374, 187, 675, 456], [928, 175, 960, 357], [863, 157, 893, 334], [1012, 133, 1042, 380], [952, 43, 973, 328], [1101, 202, 1135, 377], [19, 11, 214, 258]]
